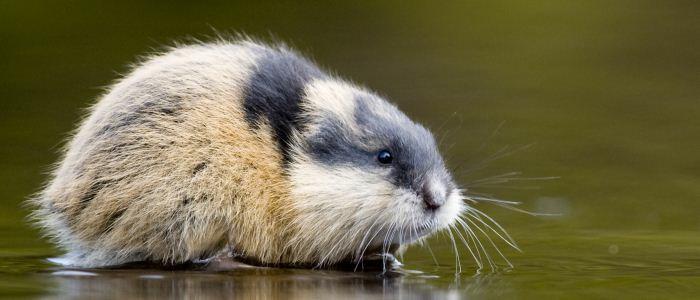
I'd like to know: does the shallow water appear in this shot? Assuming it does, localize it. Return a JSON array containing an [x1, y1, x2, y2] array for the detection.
[[1, 1, 699, 299]]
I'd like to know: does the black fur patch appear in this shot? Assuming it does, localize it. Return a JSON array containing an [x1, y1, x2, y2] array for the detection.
[[307, 119, 373, 167], [243, 49, 325, 165]]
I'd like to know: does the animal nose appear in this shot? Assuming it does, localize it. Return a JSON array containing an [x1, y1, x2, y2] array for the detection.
[[421, 184, 444, 211]]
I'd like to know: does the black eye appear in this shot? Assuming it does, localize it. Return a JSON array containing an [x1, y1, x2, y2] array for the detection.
[[377, 150, 393, 164]]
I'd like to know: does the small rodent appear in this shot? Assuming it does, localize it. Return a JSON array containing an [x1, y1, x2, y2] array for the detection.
[[30, 39, 465, 268]]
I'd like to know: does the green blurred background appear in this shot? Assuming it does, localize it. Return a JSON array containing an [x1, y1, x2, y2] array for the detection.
[[1, 1, 698, 298]]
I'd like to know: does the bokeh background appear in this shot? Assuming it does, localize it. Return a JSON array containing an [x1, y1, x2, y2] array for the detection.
[[1, 1, 698, 298]]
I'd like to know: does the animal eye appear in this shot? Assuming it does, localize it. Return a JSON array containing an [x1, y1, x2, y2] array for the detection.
[[377, 150, 393, 164]]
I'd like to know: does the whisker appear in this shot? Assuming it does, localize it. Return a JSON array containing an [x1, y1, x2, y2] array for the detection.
[[354, 217, 381, 260], [424, 238, 440, 267], [463, 190, 498, 200], [466, 171, 523, 185], [485, 176, 560, 181], [493, 202, 561, 216], [465, 195, 522, 206], [455, 146, 511, 176], [455, 217, 490, 269], [452, 216, 483, 270], [462, 219, 487, 271], [463, 219, 496, 270], [317, 217, 370, 268], [468, 174, 559, 186], [467, 207, 519, 248], [468, 185, 542, 190], [354, 221, 387, 272], [460, 217, 514, 269], [465, 211, 520, 251], [404, 216, 420, 262], [447, 227, 462, 274], [458, 143, 535, 176], [467, 193, 561, 216], [436, 111, 459, 134], [381, 223, 397, 274], [473, 120, 506, 156]]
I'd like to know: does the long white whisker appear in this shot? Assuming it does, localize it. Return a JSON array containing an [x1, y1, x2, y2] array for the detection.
[[459, 143, 535, 175], [355, 221, 387, 271], [468, 207, 520, 248], [465, 195, 522, 206], [384, 222, 400, 272], [452, 216, 483, 270], [467, 171, 523, 184], [469, 184, 544, 190], [447, 227, 462, 274], [468, 173, 559, 186], [317, 217, 368, 268], [472, 120, 506, 156], [424, 239, 439, 267], [355, 216, 382, 260], [457, 215, 486, 270], [466, 209, 520, 251], [381, 223, 397, 274], [460, 218, 495, 270], [493, 202, 560, 216], [461, 217, 513, 268]]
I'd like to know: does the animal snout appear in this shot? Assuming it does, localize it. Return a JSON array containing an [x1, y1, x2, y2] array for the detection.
[[421, 183, 446, 211]]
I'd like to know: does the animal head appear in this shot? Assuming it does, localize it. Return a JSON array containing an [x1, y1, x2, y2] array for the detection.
[[285, 79, 464, 266]]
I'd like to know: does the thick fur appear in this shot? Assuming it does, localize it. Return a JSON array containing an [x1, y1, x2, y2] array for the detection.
[[30, 39, 464, 268]]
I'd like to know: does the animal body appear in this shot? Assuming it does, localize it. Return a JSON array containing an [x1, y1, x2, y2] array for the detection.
[[31, 39, 465, 268]]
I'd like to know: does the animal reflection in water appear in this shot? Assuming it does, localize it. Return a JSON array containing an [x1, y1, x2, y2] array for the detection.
[[45, 257, 510, 300]]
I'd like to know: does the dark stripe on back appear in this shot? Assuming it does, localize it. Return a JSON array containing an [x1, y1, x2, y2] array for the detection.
[[243, 48, 325, 165]]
